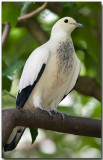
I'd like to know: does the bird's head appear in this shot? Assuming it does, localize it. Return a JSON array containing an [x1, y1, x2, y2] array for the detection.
[[51, 17, 83, 35]]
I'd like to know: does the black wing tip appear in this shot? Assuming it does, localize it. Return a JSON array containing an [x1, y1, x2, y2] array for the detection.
[[4, 143, 16, 152], [16, 63, 46, 108]]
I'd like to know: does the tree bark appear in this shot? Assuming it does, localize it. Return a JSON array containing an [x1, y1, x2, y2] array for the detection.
[[75, 76, 101, 101], [2, 108, 101, 148]]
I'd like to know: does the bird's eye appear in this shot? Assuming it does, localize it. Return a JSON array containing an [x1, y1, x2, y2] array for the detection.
[[64, 19, 68, 23]]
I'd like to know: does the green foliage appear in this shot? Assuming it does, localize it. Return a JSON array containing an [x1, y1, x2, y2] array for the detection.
[[3, 60, 24, 77], [29, 128, 38, 144], [2, 76, 12, 91], [2, 2, 101, 158], [20, 2, 33, 16], [61, 2, 76, 17], [2, 2, 21, 27], [75, 2, 101, 11], [2, 90, 16, 109]]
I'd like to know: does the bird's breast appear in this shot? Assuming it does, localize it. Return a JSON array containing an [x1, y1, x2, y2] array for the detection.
[[56, 39, 74, 75]]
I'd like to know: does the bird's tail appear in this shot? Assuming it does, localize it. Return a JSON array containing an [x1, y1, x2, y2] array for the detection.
[[4, 126, 25, 152]]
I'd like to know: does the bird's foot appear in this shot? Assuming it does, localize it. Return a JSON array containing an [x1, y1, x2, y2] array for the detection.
[[43, 108, 53, 117], [37, 107, 53, 118], [37, 106, 65, 120], [51, 109, 65, 120]]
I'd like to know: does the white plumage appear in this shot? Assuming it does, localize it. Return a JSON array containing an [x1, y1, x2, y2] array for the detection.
[[19, 47, 49, 92], [4, 17, 83, 151]]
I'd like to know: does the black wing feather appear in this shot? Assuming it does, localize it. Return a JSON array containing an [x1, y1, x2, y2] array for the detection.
[[16, 63, 46, 108]]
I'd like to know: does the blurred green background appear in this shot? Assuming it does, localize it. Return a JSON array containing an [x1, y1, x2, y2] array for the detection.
[[2, 2, 101, 158]]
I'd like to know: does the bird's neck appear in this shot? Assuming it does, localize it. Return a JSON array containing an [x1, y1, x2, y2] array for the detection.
[[49, 31, 73, 49], [50, 31, 71, 41]]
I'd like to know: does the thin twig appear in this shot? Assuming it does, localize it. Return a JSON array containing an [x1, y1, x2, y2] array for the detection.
[[2, 22, 10, 46], [18, 2, 47, 21]]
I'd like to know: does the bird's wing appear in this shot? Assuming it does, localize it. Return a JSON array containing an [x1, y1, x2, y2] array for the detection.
[[16, 47, 49, 108], [61, 60, 81, 102]]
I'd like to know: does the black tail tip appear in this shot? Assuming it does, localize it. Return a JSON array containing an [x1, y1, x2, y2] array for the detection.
[[4, 128, 25, 152], [4, 135, 17, 152]]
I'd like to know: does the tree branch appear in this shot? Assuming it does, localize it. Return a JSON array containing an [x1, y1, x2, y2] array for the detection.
[[18, 2, 47, 21], [2, 22, 10, 46], [75, 76, 101, 101], [2, 108, 101, 148]]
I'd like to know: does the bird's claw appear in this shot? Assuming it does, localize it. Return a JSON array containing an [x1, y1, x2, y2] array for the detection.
[[51, 109, 65, 120], [51, 109, 58, 114], [43, 108, 53, 117], [37, 107, 65, 120], [37, 107, 53, 118]]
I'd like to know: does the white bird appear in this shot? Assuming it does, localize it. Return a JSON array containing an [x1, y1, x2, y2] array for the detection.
[[4, 17, 83, 151]]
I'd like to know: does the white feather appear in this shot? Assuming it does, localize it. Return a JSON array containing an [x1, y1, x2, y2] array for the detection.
[[19, 46, 49, 92]]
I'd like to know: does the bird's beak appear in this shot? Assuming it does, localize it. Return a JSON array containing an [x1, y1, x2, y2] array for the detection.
[[73, 23, 83, 27]]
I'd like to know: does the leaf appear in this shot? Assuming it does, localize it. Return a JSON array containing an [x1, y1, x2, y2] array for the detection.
[[20, 2, 32, 16], [2, 28, 37, 66], [29, 128, 38, 144], [2, 2, 21, 27], [61, 2, 76, 17], [2, 90, 16, 109], [75, 2, 101, 11], [84, 2, 101, 11], [91, 103, 101, 119], [2, 76, 12, 91], [2, 59, 7, 70], [2, 60, 24, 77]]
